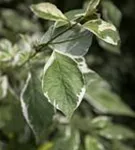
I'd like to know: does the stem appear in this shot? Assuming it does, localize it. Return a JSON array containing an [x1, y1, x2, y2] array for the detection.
[[19, 51, 37, 68], [19, 17, 84, 68]]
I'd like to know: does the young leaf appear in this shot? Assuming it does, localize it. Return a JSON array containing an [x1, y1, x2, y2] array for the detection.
[[85, 0, 101, 17], [42, 51, 85, 118], [41, 24, 93, 56], [21, 73, 54, 142], [85, 71, 135, 116], [85, 135, 105, 150], [31, 3, 68, 22], [83, 19, 120, 45]]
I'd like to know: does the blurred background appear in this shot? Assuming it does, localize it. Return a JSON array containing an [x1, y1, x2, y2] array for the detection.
[[0, 0, 135, 149]]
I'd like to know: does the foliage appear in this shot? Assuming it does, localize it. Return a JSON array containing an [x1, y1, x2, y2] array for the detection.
[[0, 0, 135, 150]]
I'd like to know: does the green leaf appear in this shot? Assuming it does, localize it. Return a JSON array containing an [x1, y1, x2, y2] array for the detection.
[[91, 116, 111, 129], [98, 39, 120, 54], [1, 9, 39, 32], [91, 116, 135, 140], [101, 0, 122, 27], [112, 141, 134, 150], [42, 51, 85, 118], [53, 127, 80, 150], [40, 24, 93, 56], [99, 124, 135, 140], [85, 136, 105, 150], [0, 39, 13, 62], [65, 9, 85, 21], [38, 142, 53, 150], [0, 88, 25, 133], [83, 19, 120, 45], [21, 73, 54, 142], [31, 3, 68, 22], [85, 71, 135, 116], [85, 0, 101, 17], [0, 76, 8, 100]]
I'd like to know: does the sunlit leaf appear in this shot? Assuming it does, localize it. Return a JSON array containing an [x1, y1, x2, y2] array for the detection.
[[42, 51, 85, 118], [83, 19, 120, 45], [31, 3, 68, 22], [85, 0, 101, 17]]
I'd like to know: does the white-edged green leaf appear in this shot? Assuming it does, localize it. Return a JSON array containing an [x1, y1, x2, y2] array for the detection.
[[85, 0, 101, 17], [42, 51, 85, 118], [53, 127, 80, 150], [98, 39, 120, 54], [31, 3, 68, 22], [0, 76, 8, 100], [83, 19, 120, 45], [21, 73, 54, 142], [65, 9, 85, 21], [85, 135, 105, 150], [99, 124, 135, 140], [101, 0, 122, 27], [40, 24, 93, 56], [85, 71, 135, 116]]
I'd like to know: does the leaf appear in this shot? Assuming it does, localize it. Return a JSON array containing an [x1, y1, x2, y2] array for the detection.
[[31, 3, 68, 22], [40, 24, 93, 56], [42, 51, 85, 118], [101, 0, 122, 27], [65, 9, 85, 21], [53, 127, 80, 150], [1, 9, 39, 32], [21, 73, 54, 142], [0, 76, 8, 100], [0, 88, 25, 133], [91, 116, 135, 140], [0, 39, 13, 62], [85, 0, 101, 17], [85, 71, 135, 116], [91, 116, 111, 129], [98, 39, 120, 54], [83, 19, 120, 45], [99, 124, 135, 140], [38, 142, 53, 150], [112, 141, 134, 150], [85, 135, 105, 150]]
